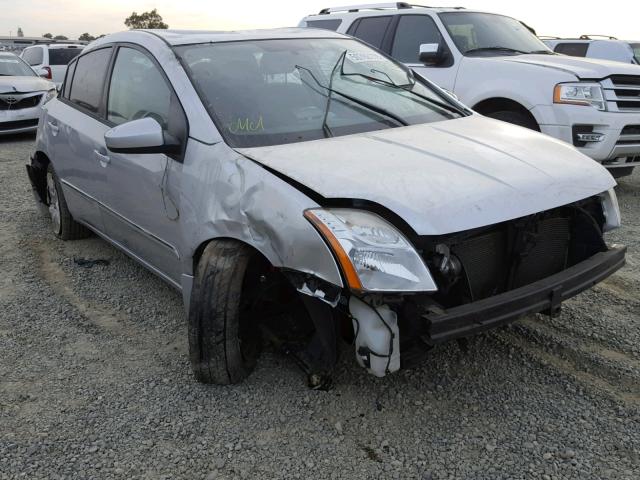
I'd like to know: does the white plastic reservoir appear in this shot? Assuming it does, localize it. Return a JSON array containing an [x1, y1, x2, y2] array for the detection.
[[349, 296, 400, 377]]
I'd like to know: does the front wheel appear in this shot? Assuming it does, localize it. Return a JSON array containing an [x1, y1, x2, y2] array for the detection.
[[188, 239, 262, 384], [609, 166, 634, 179], [485, 110, 539, 131]]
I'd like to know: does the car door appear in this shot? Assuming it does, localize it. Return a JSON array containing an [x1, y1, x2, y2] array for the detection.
[[99, 45, 187, 284], [44, 46, 113, 232], [388, 15, 458, 91]]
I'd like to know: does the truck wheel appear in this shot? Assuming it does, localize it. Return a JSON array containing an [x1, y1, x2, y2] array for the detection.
[[188, 239, 262, 384], [485, 110, 539, 131], [610, 166, 634, 179], [46, 164, 90, 240]]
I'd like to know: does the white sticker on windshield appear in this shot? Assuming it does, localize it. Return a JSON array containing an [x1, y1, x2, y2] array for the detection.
[[0, 59, 19, 63], [345, 51, 385, 64]]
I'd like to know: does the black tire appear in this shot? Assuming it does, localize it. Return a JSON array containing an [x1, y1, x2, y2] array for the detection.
[[188, 239, 262, 384], [609, 166, 634, 179], [485, 110, 539, 131], [46, 163, 90, 240]]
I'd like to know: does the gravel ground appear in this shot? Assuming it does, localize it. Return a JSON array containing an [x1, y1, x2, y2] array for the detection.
[[1, 134, 639, 480]]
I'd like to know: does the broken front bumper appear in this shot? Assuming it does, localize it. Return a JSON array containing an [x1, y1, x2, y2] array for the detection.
[[422, 245, 626, 344]]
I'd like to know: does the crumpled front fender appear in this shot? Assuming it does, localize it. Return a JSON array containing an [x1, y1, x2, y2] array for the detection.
[[179, 140, 343, 289]]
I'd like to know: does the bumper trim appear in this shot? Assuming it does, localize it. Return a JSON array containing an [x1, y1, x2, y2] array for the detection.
[[423, 245, 627, 344]]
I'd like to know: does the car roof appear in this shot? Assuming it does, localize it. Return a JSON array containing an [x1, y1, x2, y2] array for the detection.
[[303, 4, 483, 20], [90, 27, 346, 49], [46, 43, 84, 49]]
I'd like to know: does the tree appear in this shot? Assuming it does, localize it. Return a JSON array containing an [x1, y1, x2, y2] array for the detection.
[[17, 27, 24, 37], [53, 35, 68, 40], [42, 33, 53, 39], [124, 9, 168, 29], [78, 33, 95, 42]]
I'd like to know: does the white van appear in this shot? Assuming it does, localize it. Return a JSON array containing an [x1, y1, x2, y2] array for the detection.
[[21, 44, 84, 88], [300, 3, 640, 177]]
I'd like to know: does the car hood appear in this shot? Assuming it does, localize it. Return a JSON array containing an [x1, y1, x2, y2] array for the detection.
[[237, 115, 615, 236], [0, 76, 53, 94], [501, 53, 640, 79]]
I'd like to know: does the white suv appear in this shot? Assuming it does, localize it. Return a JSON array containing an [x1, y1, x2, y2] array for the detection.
[[300, 3, 640, 177], [543, 36, 640, 65], [21, 44, 84, 88]]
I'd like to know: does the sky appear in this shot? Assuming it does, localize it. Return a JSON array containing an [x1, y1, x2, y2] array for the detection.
[[0, 0, 638, 41]]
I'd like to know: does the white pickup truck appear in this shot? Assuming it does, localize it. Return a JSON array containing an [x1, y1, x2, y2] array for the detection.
[[300, 3, 640, 177]]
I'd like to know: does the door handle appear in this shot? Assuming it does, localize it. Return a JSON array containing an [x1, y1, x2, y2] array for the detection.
[[47, 121, 59, 136], [94, 149, 111, 167]]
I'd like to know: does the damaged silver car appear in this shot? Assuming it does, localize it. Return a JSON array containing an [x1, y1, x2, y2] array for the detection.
[[27, 28, 626, 386]]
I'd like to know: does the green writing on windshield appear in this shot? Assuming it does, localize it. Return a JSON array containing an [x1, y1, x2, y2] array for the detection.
[[228, 115, 264, 134]]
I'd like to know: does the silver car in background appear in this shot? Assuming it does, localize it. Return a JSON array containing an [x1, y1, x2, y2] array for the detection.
[[0, 52, 56, 135], [27, 29, 625, 387]]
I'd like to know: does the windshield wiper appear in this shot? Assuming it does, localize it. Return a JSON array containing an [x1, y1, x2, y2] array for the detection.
[[465, 46, 529, 55], [530, 49, 556, 55], [341, 69, 463, 115], [321, 49, 347, 138], [295, 62, 408, 132]]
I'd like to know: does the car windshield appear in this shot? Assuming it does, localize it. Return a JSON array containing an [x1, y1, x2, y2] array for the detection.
[[631, 43, 640, 63], [439, 12, 552, 55], [176, 38, 465, 147], [0, 55, 36, 77]]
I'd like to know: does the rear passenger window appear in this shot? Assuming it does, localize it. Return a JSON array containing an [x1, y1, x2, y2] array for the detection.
[[22, 47, 43, 66], [392, 15, 443, 63], [306, 19, 342, 31], [349, 16, 392, 49], [554, 43, 589, 57], [62, 59, 77, 99], [69, 48, 112, 114]]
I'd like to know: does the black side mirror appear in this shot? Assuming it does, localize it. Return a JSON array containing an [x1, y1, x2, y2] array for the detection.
[[419, 43, 445, 66]]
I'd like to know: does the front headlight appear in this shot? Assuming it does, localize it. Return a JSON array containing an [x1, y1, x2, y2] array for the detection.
[[42, 88, 57, 105], [304, 208, 437, 292], [554, 83, 606, 110]]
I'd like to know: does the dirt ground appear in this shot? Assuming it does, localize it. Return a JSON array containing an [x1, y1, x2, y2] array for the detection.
[[1, 133, 639, 480]]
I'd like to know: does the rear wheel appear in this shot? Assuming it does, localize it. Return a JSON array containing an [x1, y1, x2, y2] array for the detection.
[[485, 110, 539, 131], [46, 164, 90, 240], [188, 239, 263, 384]]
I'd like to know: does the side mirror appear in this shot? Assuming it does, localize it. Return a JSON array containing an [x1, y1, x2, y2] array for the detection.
[[105, 117, 180, 155], [419, 43, 444, 66]]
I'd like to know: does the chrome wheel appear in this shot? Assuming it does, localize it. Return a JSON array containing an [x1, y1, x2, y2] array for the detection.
[[46, 171, 61, 234]]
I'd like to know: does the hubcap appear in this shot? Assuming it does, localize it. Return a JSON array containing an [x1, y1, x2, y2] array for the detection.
[[46, 172, 61, 234]]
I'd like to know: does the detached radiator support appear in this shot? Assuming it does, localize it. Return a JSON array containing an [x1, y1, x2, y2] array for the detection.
[[298, 295, 340, 389]]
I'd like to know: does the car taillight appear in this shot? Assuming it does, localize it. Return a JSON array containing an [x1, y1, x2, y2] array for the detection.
[[43, 66, 52, 79]]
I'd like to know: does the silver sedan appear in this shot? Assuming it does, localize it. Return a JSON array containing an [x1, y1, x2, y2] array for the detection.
[[27, 28, 625, 387]]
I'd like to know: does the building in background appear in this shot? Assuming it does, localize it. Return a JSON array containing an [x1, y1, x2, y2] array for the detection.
[[0, 36, 87, 54]]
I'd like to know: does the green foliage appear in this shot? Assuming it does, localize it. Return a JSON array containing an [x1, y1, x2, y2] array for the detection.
[[124, 9, 169, 29]]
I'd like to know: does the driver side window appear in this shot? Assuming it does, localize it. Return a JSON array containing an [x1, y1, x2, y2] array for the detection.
[[107, 47, 171, 128]]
